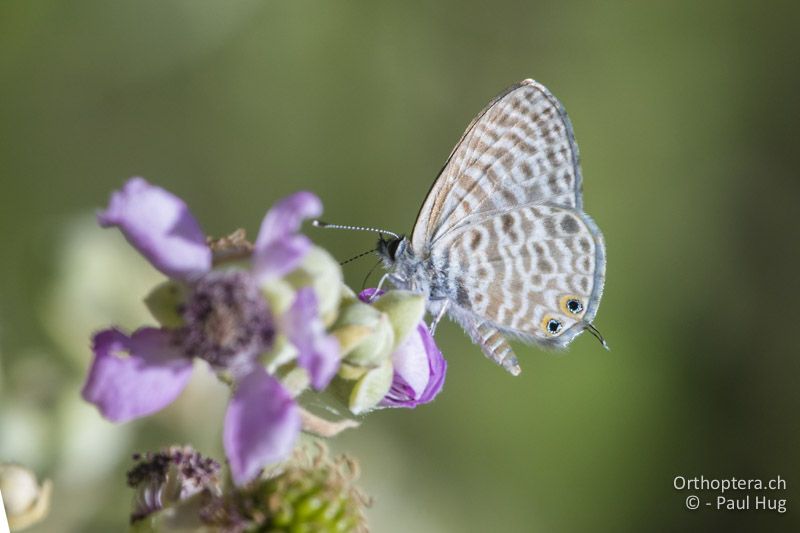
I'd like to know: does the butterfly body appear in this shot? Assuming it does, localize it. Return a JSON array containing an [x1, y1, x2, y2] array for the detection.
[[376, 79, 606, 375]]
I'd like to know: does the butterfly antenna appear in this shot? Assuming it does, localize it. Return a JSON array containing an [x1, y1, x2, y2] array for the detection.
[[585, 323, 610, 351], [361, 259, 382, 290], [312, 220, 400, 240], [339, 249, 375, 266]]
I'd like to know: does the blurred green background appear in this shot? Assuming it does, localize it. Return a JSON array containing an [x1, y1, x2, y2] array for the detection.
[[1, 1, 798, 531]]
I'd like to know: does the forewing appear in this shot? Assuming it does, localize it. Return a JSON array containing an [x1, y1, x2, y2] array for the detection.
[[433, 203, 605, 347], [411, 79, 583, 250]]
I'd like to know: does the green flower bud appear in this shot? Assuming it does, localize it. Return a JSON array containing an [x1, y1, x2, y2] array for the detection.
[[344, 312, 394, 368], [0, 463, 52, 531], [348, 358, 394, 415], [261, 278, 298, 316], [340, 284, 357, 299], [144, 281, 187, 328], [278, 365, 311, 398], [372, 290, 425, 351], [264, 334, 299, 374], [284, 246, 343, 326], [336, 362, 369, 381], [330, 298, 383, 357], [332, 324, 375, 357]]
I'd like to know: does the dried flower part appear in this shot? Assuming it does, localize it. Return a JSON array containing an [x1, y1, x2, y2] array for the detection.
[[127, 446, 221, 523], [0, 463, 52, 531], [208, 228, 254, 265], [299, 408, 360, 438], [201, 444, 369, 532]]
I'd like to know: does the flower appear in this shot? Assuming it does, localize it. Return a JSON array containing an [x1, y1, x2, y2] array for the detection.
[[380, 322, 447, 408], [358, 289, 446, 409], [82, 177, 340, 485]]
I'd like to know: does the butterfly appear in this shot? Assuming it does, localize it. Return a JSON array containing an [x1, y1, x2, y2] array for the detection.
[[319, 79, 606, 375]]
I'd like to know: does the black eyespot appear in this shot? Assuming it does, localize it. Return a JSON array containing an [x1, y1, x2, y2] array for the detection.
[[547, 319, 562, 335], [567, 299, 583, 314]]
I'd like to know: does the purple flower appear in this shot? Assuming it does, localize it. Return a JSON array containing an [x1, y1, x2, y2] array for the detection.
[[83, 177, 339, 485], [358, 289, 446, 408]]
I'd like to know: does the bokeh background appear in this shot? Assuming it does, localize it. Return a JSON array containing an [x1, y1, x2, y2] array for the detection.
[[1, 1, 798, 531]]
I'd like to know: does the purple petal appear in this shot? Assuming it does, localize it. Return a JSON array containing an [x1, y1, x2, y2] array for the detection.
[[252, 192, 322, 281], [358, 287, 383, 303], [381, 324, 447, 408], [284, 287, 340, 390], [98, 177, 211, 280], [391, 324, 430, 396], [223, 368, 301, 485], [82, 328, 193, 423]]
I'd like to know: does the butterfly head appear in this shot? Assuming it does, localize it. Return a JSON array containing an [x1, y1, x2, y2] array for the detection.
[[376, 234, 408, 268]]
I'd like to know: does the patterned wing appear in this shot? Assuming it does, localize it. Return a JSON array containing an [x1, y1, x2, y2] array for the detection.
[[411, 79, 584, 251], [432, 203, 605, 353]]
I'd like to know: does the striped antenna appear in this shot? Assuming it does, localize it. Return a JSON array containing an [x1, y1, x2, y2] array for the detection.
[[339, 249, 375, 266], [312, 220, 400, 240]]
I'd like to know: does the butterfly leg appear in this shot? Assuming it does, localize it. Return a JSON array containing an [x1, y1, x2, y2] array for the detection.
[[368, 274, 391, 302], [467, 320, 521, 376], [428, 300, 449, 336]]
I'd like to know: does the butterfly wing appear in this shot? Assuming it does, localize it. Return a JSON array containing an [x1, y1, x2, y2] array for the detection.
[[432, 203, 605, 349], [411, 79, 584, 250]]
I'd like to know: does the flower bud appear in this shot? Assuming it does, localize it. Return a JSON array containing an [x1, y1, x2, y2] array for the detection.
[[340, 283, 357, 299], [344, 312, 394, 368], [263, 335, 298, 374], [366, 290, 426, 351], [381, 323, 447, 408], [330, 297, 388, 363], [144, 281, 187, 328], [336, 362, 369, 381], [260, 277, 297, 316], [330, 298, 381, 353], [348, 358, 394, 415], [0, 463, 51, 531], [284, 246, 343, 326], [358, 289, 447, 410]]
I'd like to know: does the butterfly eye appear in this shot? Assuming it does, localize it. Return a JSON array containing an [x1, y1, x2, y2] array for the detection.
[[559, 295, 585, 316], [387, 238, 402, 260], [542, 317, 563, 336]]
